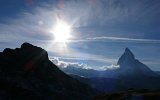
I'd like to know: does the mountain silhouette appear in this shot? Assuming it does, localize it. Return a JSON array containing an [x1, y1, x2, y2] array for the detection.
[[117, 48, 156, 77], [59, 48, 160, 92], [118, 48, 135, 62], [0, 42, 96, 100], [114, 48, 160, 90]]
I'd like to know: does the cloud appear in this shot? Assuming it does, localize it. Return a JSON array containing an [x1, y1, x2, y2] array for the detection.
[[67, 36, 160, 44], [99, 64, 120, 71], [86, 36, 160, 43], [50, 57, 119, 70], [50, 57, 92, 69], [0, 1, 90, 43], [0, 0, 160, 43]]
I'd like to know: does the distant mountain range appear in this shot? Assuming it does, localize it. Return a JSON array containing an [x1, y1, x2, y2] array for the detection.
[[59, 48, 160, 92], [0, 43, 96, 100]]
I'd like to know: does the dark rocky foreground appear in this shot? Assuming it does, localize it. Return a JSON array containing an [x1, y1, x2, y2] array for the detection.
[[0, 42, 96, 100], [93, 89, 160, 100]]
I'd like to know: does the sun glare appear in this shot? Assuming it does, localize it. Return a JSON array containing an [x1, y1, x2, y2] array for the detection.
[[52, 21, 71, 43]]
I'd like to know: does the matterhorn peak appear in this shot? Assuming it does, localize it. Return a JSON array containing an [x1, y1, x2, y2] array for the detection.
[[125, 48, 131, 52], [117, 48, 135, 65], [124, 48, 135, 59]]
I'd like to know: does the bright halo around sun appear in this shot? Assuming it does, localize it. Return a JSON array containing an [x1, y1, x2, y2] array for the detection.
[[52, 20, 71, 43]]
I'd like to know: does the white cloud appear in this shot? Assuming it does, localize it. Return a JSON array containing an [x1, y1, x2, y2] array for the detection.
[[50, 57, 92, 69], [50, 57, 119, 70], [86, 36, 160, 43], [50, 57, 68, 68], [99, 64, 120, 71], [67, 63, 93, 70]]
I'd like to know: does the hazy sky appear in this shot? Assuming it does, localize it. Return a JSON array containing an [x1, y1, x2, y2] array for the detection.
[[0, 0, 160, 70]]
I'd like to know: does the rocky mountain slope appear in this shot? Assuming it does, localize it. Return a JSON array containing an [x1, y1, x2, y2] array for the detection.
[[93, 89, 160, 100], [0, 42, 96, 100]]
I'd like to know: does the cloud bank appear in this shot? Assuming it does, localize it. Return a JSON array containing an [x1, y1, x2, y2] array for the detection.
[[50, 57, 119, 71]]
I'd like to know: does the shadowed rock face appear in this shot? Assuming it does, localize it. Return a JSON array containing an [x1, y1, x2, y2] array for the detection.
[[93, 89, 160, 100], [0, 43, 49, 72], [118, 48, 135, 65], [0, 42, 96, 100]]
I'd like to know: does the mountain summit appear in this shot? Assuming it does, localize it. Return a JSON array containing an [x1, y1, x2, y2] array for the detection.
[[117, 48, 135, 65], [117, 48, 156, 77], [0, 42, 95, 100]]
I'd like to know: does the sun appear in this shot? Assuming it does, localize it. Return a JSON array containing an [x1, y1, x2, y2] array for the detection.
[[52, 20, 71, 43]]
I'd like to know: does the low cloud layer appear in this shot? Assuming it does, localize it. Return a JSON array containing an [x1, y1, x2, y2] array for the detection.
[[50, 57, 119, 71]]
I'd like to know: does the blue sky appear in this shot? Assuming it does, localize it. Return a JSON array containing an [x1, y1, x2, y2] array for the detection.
[[0, 0, 160, 70]]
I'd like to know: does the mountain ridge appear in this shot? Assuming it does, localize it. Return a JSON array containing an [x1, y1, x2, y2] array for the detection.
[[0, 42, 96, 100]]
